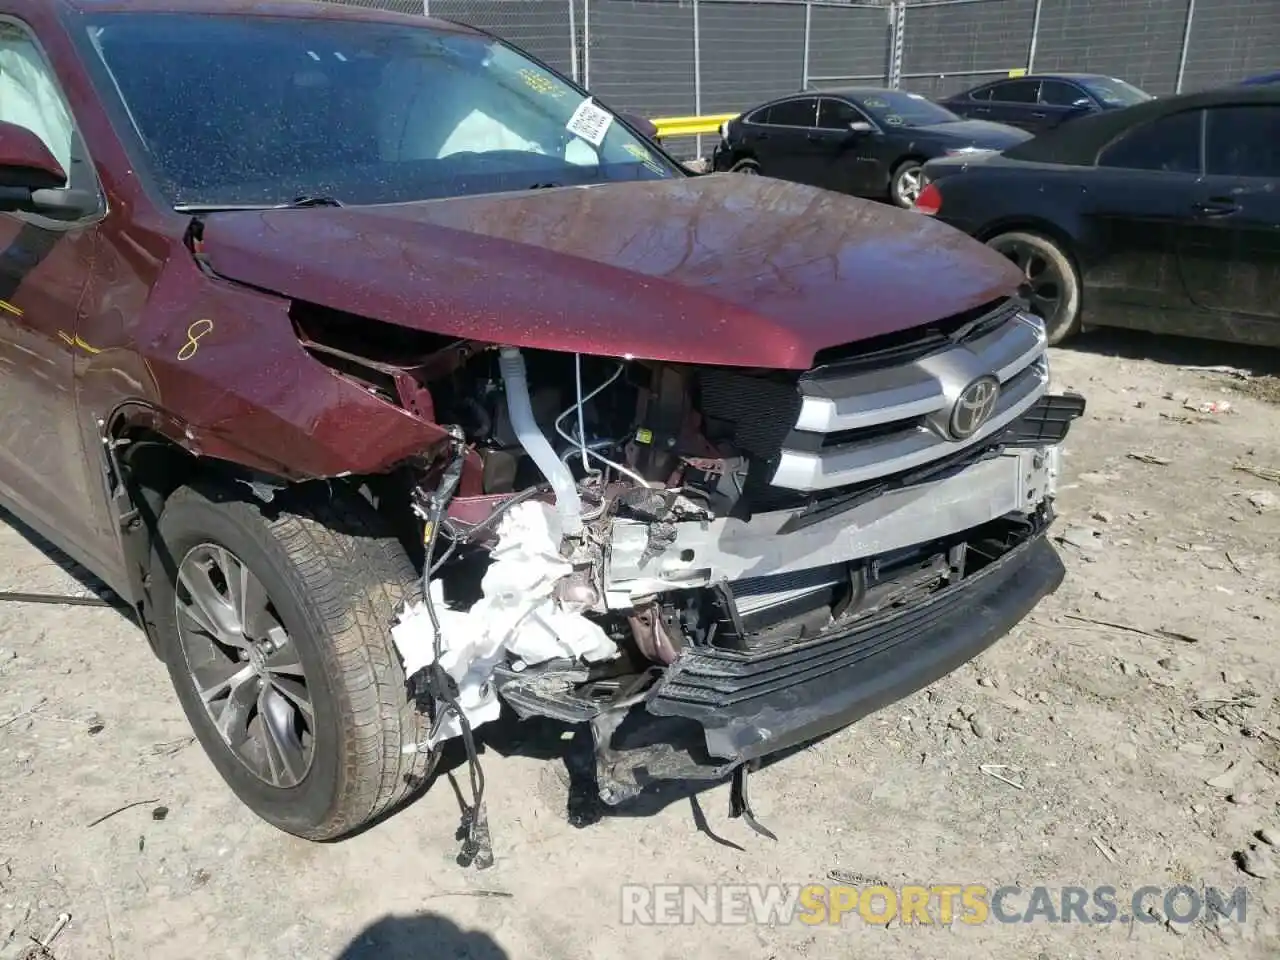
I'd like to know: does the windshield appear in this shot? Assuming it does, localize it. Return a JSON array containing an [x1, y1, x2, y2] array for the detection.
[[1079, 77, 1152, 107], [854, 90, 959, 128], [81, 13, 678, 208]]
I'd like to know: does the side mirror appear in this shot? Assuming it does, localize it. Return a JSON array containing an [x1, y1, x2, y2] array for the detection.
[[848, 121, 875, 135], [0, 121, 67, 191], [0, 120, 96, 220], [619, 112, 659, 142]]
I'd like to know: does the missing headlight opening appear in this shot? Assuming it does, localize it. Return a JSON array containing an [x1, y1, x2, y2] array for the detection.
[[300, 300, 1083, 865]]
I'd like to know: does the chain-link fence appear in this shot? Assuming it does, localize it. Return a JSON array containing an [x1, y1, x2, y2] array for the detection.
[[333, 0, 1278, 154]]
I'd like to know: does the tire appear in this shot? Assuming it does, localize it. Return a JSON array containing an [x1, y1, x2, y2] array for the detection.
[[149, 482, 432, 841], [985, 230, 1082, 345], [730, 158, 760, 175], [889, 159, 925, 208]]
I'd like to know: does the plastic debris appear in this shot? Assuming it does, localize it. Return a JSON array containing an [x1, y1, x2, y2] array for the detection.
[[1186, 399, 1233, 415], [392, 501, 616, 746]]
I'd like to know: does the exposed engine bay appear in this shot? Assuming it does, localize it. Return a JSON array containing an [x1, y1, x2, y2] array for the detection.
[[294, 297, 1083, 858]]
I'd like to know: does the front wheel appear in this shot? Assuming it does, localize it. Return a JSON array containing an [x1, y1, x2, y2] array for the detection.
[[149, 483, 432, 841], [730, 158, 760, 175], [889, 160, 925, 208], [985, 230, 1082, 345]]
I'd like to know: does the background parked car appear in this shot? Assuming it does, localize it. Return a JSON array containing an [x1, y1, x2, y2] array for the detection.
[[914, 85, 1280, 347], [712, 87, 1028, 207], [941, 73, 1153, 135], [1240, 71, 1280, 85]]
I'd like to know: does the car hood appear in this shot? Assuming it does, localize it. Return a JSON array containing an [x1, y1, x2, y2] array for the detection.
[[198, 174, 1022, 370], [920, 119, 1031, 147]]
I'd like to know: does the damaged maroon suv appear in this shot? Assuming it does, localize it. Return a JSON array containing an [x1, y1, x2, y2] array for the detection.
[[0, 0, 1082, 849]]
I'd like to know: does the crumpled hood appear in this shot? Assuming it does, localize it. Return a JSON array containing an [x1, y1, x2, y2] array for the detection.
[[198, 174, 1023, 370]]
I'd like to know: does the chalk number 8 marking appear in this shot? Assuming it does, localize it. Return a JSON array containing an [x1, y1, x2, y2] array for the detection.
[[178, 318, 214, 361]]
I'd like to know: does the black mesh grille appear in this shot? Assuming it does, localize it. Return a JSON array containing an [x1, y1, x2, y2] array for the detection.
[[695, 369, 802, 462]]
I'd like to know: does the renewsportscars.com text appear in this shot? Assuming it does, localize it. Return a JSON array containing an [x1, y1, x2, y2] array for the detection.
[[620, 883, 1248, 927]]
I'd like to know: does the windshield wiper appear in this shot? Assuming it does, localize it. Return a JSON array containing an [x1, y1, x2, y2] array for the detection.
[[174, 195, 344, 214], [285, 195, 343, 208]]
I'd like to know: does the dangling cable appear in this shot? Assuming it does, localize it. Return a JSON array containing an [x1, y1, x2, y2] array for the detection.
[[553, 360, 653, 487], [413, 430, 494, 869]]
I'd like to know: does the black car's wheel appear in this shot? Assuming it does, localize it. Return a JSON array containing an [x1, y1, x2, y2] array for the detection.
[[149, 483, 432, 841], [890, 159, 925, 208], [730, 158, 760, 175], [985, 231, 1082, 345]]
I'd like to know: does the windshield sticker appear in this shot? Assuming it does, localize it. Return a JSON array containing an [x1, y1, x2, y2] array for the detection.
[[566, 97, 613, 147], [864, 97, 888, 109], [624, 142, 666, 175], [884, 115, 905, 126], [519, 68, 564, 97]]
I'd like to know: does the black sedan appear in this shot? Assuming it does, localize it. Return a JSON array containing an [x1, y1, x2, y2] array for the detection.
[[915, 85, 1280, 347], [941, 73, 1153, 136], [711, 88, 1029, 207]]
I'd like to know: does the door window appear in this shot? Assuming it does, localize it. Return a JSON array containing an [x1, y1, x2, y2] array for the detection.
[[989, 80, 1040, 104], [1204, 105, 1280, 179], [1097, 110, 1202, 173], [968, 85, 995, 102], [817, 98, 863, 130], [0, 23, 76, 177], [765, 97, 817, 128], [1039, 80, 1089, 107]]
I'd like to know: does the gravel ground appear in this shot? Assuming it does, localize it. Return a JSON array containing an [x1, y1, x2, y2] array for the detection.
[[1, 330, 1279, 960]]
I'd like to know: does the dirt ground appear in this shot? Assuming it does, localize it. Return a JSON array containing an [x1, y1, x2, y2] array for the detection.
[[2, 329, 1280, 960]]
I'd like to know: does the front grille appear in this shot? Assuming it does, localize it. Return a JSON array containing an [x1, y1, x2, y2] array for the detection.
[[696, 368, 801, 461], [771, 299, 1049, 492]]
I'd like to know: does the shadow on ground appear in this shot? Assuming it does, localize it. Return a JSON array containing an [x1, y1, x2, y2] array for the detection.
[[334, 913, 507, 960], [428, 709, 829, 852], [0, 504, 128, 614], [1068, 326, 1280, 375]]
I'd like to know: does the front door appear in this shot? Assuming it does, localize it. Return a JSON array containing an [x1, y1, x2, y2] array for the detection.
[[0, 20, 107, 567], [1036, 79, 1098, 131], [809, 97, 874, 194]]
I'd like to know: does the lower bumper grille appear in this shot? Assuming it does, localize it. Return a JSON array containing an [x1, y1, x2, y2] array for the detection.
[[646, 532, 1064, 762]]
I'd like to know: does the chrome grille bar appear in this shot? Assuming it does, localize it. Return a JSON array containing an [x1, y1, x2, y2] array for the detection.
[[772, 304, 1049, 492]]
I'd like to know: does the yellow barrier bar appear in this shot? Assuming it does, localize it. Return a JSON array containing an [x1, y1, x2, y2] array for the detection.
[[650, 113, 739, 139]]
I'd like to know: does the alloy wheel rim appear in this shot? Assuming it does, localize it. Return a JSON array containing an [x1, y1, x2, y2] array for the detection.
[[988, 238, 1066, 326], [897, 167, 923, 205], [175, 543, 315, 788], [736, 163, 758, 175]]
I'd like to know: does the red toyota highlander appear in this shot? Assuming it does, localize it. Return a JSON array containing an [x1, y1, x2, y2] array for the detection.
[[0, 0, 1082, 855]]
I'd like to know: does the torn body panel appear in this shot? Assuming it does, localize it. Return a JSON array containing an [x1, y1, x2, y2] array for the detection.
[[378, 299, 1084, 808]]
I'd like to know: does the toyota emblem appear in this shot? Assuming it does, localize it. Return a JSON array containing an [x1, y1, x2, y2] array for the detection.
[[948, 376, 1001, 440]]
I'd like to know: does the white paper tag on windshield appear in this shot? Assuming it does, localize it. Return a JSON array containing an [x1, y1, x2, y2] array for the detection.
[[566, 98, 613, 147]]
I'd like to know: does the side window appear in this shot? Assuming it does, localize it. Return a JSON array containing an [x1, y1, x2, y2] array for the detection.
[[745, 105, 771, 126], [0, 23, 78, 182], [990, 80, 1040, 104], [968, 86, 995, 102], [1204, 105, 1280, 179], [1097, 109, 1202, 174], [817, 98, 863, 130], [767, 98, 818, 128], [1039, 80, 1088, 107]]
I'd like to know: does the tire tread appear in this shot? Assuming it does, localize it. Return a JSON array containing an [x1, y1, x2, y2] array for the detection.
[[160, 484, 431, 840]]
